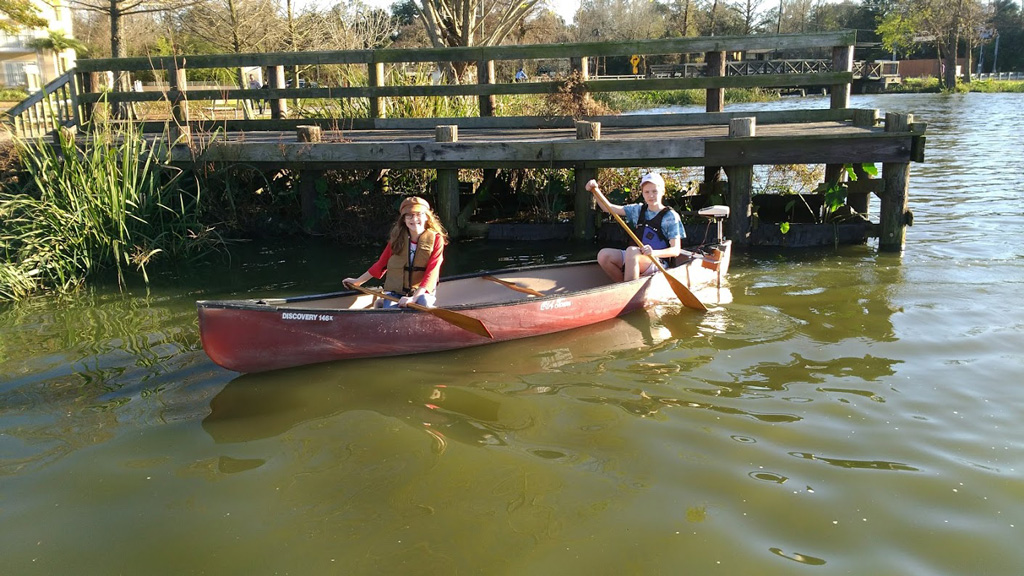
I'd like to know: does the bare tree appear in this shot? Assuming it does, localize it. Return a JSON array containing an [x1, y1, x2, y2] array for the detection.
[[415, 0, 541, 48], [65, 0, 200, 59], [733, 0, 766, 35], [410, 0, 543, 80], [178, 0, 281, 54]]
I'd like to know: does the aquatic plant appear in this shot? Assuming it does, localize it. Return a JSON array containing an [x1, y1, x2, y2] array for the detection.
[[0, 121, 223, 300]]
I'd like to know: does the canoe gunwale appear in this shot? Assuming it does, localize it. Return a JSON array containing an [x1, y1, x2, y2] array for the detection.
[[196, 244, 728, 314]]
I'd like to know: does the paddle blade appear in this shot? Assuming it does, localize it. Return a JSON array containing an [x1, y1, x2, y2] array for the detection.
[[427, 307, 494, 339], [662, 265, 708, 312]]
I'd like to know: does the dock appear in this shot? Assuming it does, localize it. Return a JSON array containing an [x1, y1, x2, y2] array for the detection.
[[3, 30, 924, 251]]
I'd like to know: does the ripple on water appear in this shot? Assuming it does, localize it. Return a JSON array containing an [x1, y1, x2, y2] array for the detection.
[[696, 304, 803, 343]]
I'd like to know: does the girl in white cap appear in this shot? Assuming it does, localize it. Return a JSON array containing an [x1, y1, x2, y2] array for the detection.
[[587, 172, 684, 282], [343, 196, 448, 307]]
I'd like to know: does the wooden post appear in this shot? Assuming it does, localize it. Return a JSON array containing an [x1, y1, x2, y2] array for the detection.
[[705, 51, 726, 113], [436, 125, 460, 239], [572, 57, 590, 81], [297, 126, 323, 233], [723, 117, 755, 248], [852, 108, 880, 128], [369, 61, 386, 119], [847, 109, 880, 215], [880, 112, 912, 252], [824, 45, 855, 186], [704, 51, 726, 186], [574, 121, 600, 240], [79, 71, 96, 126], [269, 65, 287, 119], [830, 44, 854, 110], [297, 125, 322, 142], [167, 60, 190, 145], [477, 59, 495, 117]]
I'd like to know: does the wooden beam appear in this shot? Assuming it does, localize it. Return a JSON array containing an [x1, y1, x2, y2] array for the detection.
[[76, 72, 856, 105], [76, 31, 857, 72]]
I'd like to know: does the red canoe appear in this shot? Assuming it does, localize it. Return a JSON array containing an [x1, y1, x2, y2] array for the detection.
[[198, 236, 731, 374]]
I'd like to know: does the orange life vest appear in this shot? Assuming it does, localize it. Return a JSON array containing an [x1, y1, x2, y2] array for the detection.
[[383, 230, 437, 294]]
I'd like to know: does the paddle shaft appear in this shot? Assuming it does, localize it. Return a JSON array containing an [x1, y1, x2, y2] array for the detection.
[[588, 184, 708, 312], [482, 275, 546, 297], [344, 282, 493, 338]]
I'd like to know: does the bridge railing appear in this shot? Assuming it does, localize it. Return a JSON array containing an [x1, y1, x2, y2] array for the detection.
[[853, 61, 900, 79], [66, 30, 856, 136], [2, 70, 80, 139]]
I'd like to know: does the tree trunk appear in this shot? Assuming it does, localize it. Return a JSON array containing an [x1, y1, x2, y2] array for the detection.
[[962, 36, 973, 84], [943, 36, 958, 90], [109, 0, 122, 58]]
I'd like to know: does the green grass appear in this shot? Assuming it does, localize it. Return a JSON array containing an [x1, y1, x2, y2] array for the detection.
[[889, 76, 1024, 93], [595, 87, 778, 111], [0, 87, 29, 102]]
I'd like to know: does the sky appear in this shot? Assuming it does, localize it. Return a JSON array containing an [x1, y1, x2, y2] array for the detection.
[[355, 0, 581, 24]]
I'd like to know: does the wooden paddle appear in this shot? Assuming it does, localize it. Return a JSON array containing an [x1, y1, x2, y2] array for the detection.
[[344, 282, 493, 339], [586, 180, 708, 312], [482, 275, 546, 297]]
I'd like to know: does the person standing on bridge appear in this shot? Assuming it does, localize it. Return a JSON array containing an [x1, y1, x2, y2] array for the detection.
[[344, 196, 448, 308], [587, 172, 684, 282], [248, 73, 265, 114]]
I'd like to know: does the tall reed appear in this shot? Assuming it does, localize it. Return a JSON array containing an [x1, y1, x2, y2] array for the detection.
[[0, 120, 222, 300]]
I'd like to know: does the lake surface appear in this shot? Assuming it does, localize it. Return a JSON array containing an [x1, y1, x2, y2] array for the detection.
[[2, 93, 1022, 574]]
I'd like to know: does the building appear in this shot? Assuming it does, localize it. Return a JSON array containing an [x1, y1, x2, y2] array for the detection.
[[0, 0, 76, 90]]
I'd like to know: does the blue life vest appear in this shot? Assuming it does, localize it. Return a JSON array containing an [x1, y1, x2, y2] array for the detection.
[[636, 207, 672, 250]]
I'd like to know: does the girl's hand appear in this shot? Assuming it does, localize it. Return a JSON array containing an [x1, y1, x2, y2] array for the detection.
[[585, 179, 600, 192]]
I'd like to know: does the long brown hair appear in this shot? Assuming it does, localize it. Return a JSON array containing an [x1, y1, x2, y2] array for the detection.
[[387, 206, 448, 253]]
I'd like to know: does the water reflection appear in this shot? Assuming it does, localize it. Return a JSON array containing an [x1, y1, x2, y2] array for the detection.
[[202, 308, 696, 449]]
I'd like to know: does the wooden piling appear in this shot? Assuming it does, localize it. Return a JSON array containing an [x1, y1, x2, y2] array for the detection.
[[574, 121, 600, 240], [704, 50, 726, 186], [724, 117, 755, 247], [824, 45, 856, 186], [297, 126, 323, 233], [880, 112, 912, 252], [436, 125, 460, 238]]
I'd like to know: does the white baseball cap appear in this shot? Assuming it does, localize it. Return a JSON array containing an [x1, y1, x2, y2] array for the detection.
[[639, 172, 665, 194]]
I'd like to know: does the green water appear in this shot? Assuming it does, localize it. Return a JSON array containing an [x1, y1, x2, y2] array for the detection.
[[2, 93, 1023, 574]]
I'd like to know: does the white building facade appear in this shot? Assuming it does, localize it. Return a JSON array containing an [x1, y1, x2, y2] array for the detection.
[[0, 0, 76, 90]]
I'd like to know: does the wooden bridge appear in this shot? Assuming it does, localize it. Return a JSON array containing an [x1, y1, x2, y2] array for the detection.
[[2, 30, 923, 252]]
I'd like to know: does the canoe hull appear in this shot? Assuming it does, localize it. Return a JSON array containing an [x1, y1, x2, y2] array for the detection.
[[198, 242, 730, 373]]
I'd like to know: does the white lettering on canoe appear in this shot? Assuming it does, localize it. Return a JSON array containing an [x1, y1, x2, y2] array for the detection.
[[282, 312, 334, 322], [539, 298, 571, 311]]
